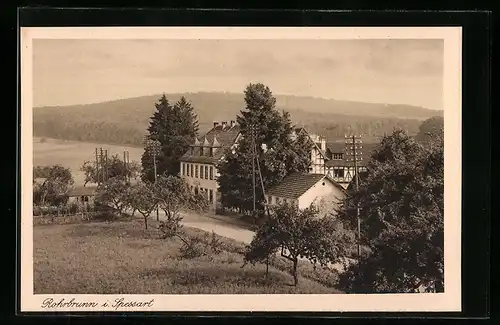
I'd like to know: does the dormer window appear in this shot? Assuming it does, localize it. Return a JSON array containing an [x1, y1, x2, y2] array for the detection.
[[332, 153, 343, 160]]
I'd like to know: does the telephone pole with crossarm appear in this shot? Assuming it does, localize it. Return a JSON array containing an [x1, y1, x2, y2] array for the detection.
[[345, 134, 363, 258]]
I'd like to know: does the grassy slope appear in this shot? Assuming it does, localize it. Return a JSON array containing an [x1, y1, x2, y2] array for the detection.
[[34, 219, 341, 294], [33, 92, 442, 147]]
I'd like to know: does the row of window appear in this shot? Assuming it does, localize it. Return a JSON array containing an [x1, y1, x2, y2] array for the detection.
[[191, 186, 214, 203], [182, 163, 214, 180], [327, 166, 367, 178], [265, 195, 298, 206]]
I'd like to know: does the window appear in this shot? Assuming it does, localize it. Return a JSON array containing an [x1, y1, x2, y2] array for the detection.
[[195, 165, 199, 178], [204, 165, 208, 179], [191, 164, 194, 177], [194, 187, 199, 195], [210, 166, 213, 180], [334, 168, 344, 178], [209, 189, 213, 202], [332, 153, 343, 160], [181, 163, 185, 176]]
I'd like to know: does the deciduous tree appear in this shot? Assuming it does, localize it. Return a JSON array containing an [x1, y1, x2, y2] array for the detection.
[[33, 165, 74, 206], [153, 174, 209, 222], [415, 116, 444, 146], [128, 182, 157, 230], [95, 177, 130, 216], [243, 202, 353, 286], [338, 129, 444, 293], [217, 83, 313, 215], [80, 154, 140, 186]]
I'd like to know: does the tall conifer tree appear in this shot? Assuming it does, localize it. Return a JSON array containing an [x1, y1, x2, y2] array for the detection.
[[141, 95, 198, 181], [217, 83, 313, 215]]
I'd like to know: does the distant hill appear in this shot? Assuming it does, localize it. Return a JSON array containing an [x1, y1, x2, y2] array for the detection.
[[33, 92, 443, 147]]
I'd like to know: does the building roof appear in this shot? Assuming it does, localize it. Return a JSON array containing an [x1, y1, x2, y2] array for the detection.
[[180, 123, 241, 164], [295, 127, 329, 160], [266, 173, 344, 200], [67, 186, 98, 197]]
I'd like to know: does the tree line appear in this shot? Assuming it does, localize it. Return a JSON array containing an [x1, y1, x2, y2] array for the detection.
[[33, 107, 424, 149]]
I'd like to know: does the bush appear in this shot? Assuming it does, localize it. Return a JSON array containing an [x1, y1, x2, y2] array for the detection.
[[158, 216, 184, 239], [92, 211, 120, 222], [178, 236, 207, 259]]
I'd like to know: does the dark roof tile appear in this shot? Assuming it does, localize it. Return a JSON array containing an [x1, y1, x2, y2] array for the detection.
[[266, 173, 327, 200], [180, 125, 241, 164]]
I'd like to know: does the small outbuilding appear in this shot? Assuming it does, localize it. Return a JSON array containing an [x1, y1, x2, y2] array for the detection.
[[67, 186, 98, 207], [265, 173, 346, 216]]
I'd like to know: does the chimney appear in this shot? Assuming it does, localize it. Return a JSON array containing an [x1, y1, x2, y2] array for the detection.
[[321, 136, 326, 152], [221, 121, 228, 129], [213, 121, 219, 128], [230, 120, 236, 128]]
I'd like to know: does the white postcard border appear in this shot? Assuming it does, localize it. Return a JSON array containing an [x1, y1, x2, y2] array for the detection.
[[20, 26, 462, 313]]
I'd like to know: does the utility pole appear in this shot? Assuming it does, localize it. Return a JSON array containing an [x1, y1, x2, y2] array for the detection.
[[99, 147, 104, 184], [95, 148, 100, 185], [127, 151, 131, 182], [144, 137, 161, 221], [345, 134, 363, 258], [252, 127, 256, 220], [123, 150, 127, 181], [104, 149, 109, 182]]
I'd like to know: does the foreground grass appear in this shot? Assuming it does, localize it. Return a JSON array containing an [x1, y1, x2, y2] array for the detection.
[[34, 219, 341, 294]]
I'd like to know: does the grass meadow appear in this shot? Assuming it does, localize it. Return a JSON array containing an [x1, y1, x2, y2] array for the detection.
[[34, 218, 342, 294], [33, 137, 143, 185]]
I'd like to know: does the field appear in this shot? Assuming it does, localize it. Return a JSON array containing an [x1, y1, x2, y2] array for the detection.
[[33, 137, 143, 185], [34, 219, 342, 294]]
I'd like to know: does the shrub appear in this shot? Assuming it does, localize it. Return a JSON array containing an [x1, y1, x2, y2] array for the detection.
[[178, 235, 207, 259]]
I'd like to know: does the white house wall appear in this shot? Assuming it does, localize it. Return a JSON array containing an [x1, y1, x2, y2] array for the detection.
[[180, 161, 218, 210], [297, 178, 345, 210]]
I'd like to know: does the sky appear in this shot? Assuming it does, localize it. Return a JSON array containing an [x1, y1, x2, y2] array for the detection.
[[33, 39, 444, 109]]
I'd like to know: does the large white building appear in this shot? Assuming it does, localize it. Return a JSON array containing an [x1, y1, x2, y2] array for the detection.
[[179, 120, 241, 210]]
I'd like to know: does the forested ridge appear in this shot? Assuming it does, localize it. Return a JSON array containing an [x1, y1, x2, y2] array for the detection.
[[33, 92, 442, 146]]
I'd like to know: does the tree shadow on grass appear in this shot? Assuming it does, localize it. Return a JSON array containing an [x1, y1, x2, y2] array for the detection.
[[139, 263, 335, 294], [66, 220, 161, 240]]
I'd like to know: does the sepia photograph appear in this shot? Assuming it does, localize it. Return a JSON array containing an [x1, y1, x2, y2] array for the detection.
[[20, 27, 462, 312]]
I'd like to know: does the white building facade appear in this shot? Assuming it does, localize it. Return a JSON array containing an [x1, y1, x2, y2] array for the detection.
[[265, 173, 346, 213], [180, 121, 241, 211]]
